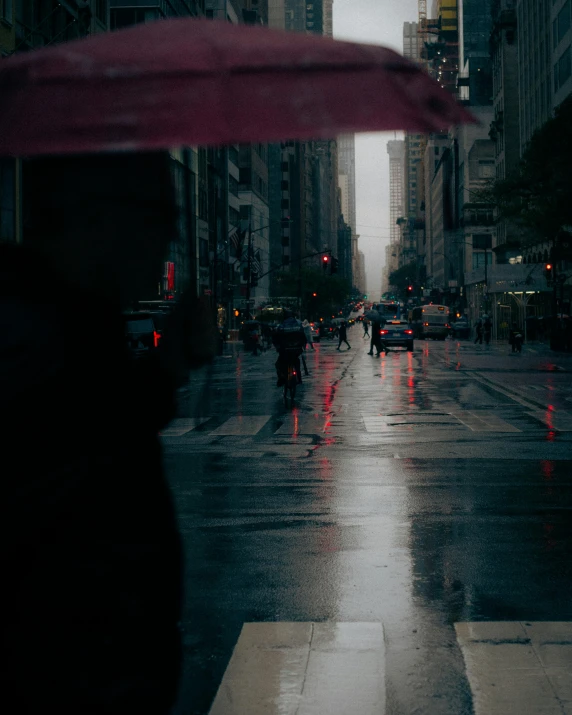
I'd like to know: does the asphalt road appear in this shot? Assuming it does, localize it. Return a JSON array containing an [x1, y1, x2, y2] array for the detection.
[[165, 330, 572, 715]]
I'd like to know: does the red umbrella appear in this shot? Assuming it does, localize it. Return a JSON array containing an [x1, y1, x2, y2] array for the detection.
[[0, 18, 474, 156]]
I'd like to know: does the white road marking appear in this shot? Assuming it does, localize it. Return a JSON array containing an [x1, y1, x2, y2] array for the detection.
[[450, 411, 522, 432], [456, 621, 572, 714], [159, 418, 209, 436], [210, 415, 271, 436], [209, 622, 386, 715]]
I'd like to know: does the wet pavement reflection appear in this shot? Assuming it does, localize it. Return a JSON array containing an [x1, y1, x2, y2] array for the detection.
[[167, 336, 572, 714]]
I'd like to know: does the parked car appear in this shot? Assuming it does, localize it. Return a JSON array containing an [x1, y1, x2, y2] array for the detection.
[[451, 316, 470, 339], [122, 311, 161, 358], [379, 320, 414, 352]]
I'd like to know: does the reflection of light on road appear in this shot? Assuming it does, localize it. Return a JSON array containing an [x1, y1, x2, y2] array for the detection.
[[545, 405, 555, 439], [293, 407, 299, 439], [541, 460, 554, 480]]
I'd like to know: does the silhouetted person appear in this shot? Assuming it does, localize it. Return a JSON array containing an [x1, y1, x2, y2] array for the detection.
[[363, 319, 370, 338], [1, 152, 215, 714], [337, 320, 351, 350], [474, 317, 483, 344]]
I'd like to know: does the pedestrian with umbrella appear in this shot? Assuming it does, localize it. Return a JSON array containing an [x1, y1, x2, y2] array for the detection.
[[365, 307, 383, 356], [0, 16, 474, 714]]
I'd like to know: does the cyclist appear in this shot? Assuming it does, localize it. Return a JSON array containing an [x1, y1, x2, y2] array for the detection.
[[273, 310, 307, 386]]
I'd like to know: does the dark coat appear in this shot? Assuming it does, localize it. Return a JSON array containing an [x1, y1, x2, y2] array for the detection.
[[0, 245, 182, 714]]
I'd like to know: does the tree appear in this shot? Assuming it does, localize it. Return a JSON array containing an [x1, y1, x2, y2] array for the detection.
[[389, 261, 417, 293], [489, 95, 572, 245], [274, 267, 350, 318]]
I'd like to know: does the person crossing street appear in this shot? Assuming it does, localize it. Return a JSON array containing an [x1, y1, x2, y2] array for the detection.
[[362, 319, 370, 338], [336, 320, 351, 351]]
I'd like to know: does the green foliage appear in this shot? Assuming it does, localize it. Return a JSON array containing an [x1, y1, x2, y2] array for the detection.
[[491, 96, 572, 243], [389, 261, 417, 291], [274, 266, 351, 317]]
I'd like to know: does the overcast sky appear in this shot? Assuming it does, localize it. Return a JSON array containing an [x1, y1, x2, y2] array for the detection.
[[333, 0, 419, 298]]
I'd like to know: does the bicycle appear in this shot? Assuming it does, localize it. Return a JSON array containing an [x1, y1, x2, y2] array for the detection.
[[284, 361, 297, 404]]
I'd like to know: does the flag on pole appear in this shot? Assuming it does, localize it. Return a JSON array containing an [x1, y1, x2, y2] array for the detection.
[[230, 227, 245, 259], [251, 249, 262, 276]]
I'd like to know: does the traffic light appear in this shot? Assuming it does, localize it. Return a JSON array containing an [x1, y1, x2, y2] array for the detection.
[[407, 285, 414, 294], [233, 308, 241, 318], [331, 257, 339, 274], [322, 255, 330, 272], [544, 263, 553, 283], [312, 292, 317, 297]]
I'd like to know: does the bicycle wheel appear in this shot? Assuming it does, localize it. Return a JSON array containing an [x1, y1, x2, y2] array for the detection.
[[289, 379, 296, 401]]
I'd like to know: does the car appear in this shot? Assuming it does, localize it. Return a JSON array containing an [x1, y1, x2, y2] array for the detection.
[[451, 316, 470, 339], [316, 322, 336, 341], [122, 311, 161, 358], [379, 320, 415, 352]]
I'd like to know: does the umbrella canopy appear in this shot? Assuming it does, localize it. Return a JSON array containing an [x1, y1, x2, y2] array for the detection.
[[0, 18, 475, 157], [365, 310, 382, 322]]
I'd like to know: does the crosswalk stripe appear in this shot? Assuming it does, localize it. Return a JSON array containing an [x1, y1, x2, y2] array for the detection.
[[210, 415, 271, 436], [159, 418, 209, 436], [208, 622, 386, 715], [450, 410, 521, 432], [455, 621, 572, 714]]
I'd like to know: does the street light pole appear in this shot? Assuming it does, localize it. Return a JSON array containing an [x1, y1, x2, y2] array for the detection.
[[245, 222, 252, 319]]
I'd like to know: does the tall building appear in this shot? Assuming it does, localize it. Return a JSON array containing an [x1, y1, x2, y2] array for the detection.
[[402, 22, 425, 280], [516, 0, 553, 152], [337, 134, 356, 235], [268, 1, 343, 298], [322, 0, 333, 37], [383, 140, 405, 293], [490, 0, 520, 263], [1, 1, 111, 247], [458, 0, 493, 105]]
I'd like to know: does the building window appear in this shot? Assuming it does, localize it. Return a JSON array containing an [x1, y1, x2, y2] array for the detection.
[[472, 252, 492, 269], [229, 175, 239, 197], [199, 238, 209, 268], [95, 0, 107, 24], [0, 158, 16, 243], [556, 44, 572, 91], [478, 159, 495, 179], [1, 0, 13, 24]]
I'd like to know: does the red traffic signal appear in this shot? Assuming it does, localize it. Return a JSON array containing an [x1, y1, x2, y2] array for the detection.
[[544, 263, 553, 282], [407, 285, 413, 292], [323, 255, 329, 262]]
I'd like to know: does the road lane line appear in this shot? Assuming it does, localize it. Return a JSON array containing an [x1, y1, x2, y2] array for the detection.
[[468, 411, 522, 432], [527, 410, 572, 432], [208, 622, 386, 715], [210, 415, 271, 436], [456, 621, 572, 715], [159, 418, 210, 436]]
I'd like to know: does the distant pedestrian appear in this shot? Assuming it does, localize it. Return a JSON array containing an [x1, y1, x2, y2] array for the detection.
[[483, 314, 492, 346], [302, 319, 315, 350], [336, 321, 351, 350], [369, 319, 383, 356], [363, 319, 370, 338], [509, 322, 523, 353], [474, 318, 483, 345]]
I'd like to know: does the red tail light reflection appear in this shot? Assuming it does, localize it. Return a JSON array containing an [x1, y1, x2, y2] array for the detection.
[[153, 331, 161, 348]]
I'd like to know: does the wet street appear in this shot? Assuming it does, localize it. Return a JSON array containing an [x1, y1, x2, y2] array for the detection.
[[166, 329, 572, 715]]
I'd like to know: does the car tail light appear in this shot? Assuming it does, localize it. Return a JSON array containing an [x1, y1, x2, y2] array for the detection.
[[445, 323, 451, 328], [404, 329, 413, 335], [153, 330, 161, 348], [423, 322, 429, 326], [380, 329, 388, 335]]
